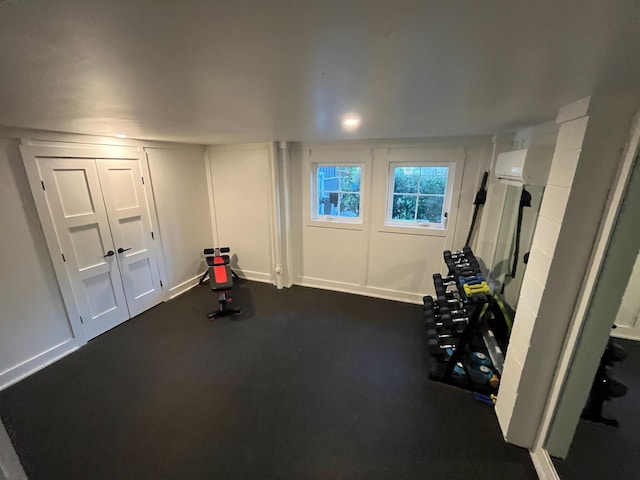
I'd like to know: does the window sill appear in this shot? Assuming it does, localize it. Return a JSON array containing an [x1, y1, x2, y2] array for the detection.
[[378, 223, 448, 237], [307, 218, 364, 231]]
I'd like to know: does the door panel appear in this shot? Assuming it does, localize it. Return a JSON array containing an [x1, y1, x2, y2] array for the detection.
[[68, 223, 107, 270], [97, 159, 163, 317], [37, 158, 130, 340], [53, 168, 96, 217], [83, 272, 120, 318], [128, 258, 156, 298]]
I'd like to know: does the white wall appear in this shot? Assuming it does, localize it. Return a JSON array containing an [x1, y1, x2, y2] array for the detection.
[[290, 138, 492, 303], [0, 138, 73, 389], [0, 134, 214, 390], [146, 147, 213, 297], [206, 144, 275, 283]]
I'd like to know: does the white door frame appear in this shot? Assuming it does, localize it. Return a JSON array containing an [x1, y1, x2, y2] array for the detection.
[[19, 141, 169, 345]]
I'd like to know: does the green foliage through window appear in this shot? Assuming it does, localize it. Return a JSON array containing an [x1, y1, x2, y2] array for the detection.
[[391, 166, 448, 223], [316, 165, 361, 218]]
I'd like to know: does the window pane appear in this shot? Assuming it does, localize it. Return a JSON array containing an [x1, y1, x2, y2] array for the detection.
[[318, 167, 339, 192], [339, 193, 360, 217], [419, 167, 448, 194], [339, 166, 361, 192], [417, 195, 444, 222], [318, 191, 339, 216], [391, 194, 417, 220], [393, 167, 419, 194]]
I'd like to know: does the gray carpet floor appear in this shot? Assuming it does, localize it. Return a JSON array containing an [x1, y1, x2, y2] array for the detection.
[[0, 280, 535, 479]]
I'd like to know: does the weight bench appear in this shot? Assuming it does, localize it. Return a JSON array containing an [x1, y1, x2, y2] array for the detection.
[[200, 247, 241, 320]]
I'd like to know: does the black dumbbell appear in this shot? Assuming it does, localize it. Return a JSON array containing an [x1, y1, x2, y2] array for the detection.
[[424, 318, 467, 334], [433, 274, 456, 294], [445, 250, 467, 261], [433, 273, 456, 284], [424, 304, 467, 318], [424, 306, 468, 331], [454, 267, 478, 278], [602, 341, 627, 365], [427, 322, 465, 339], [427, 339, 443, 357], [426, 328, 457, 342], [427, 338, 457, 357], [440, 313, 469, 330], [425, 319, 467, 336], [436, 295, 462, 308]]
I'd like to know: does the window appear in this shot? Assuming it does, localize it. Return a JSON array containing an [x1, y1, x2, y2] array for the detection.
[[312, 164, 362, 221], [386, 164, 452, 227]]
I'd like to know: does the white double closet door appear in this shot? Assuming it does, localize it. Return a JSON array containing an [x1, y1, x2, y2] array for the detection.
[[37, 157, 163, 340]]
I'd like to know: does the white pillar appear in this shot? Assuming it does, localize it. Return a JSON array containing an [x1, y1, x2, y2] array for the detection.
[[496, 94, 640, 448]]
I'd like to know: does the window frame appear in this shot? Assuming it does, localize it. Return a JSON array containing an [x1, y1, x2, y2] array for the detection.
[[310, 162, 365, 225], [384, 161, 456, 231]]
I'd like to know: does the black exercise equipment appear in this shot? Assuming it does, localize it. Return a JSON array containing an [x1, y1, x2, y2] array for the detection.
[[199, 247, 241, 320], [424, 246, 507, 395], [465, 171, 489, 247], [509, 187, 532, 278], [581, 337, 628, 426]]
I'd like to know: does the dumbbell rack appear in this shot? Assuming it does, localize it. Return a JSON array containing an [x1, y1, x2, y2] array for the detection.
[[581, 337, 628, 426], [424, 247, 501, 394]]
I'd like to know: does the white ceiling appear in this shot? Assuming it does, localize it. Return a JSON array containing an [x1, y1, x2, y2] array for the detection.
[[0, 0, 639, 144]]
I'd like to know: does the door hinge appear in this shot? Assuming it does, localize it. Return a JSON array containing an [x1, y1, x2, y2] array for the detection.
[[61, 253, 66, 262], [151, 231, 154, 240], [41, 180, 45, 190], [160, 280, 163, 288], [141, 176, 145, 185], [79, 316, 83, 324]]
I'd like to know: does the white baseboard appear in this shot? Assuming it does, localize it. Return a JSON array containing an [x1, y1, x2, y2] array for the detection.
[[168, 274, 203, 299], [611, 330, 640, 342], [530, 448, 560, 480], [168, 271, 274, 301], [236, 269, 273, 284], [297, 276, 424, 305], [0, 338, 81, 392]]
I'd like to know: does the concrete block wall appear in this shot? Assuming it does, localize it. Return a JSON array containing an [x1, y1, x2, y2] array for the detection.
[[496, 95, 638, 447]]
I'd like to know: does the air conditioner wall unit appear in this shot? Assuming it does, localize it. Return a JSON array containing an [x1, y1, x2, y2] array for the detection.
[[495, 147, 553, 186]]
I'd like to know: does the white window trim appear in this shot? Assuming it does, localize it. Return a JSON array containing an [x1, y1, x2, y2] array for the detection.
[[381, 161, 456, 235], [310, 162, 365, 228]]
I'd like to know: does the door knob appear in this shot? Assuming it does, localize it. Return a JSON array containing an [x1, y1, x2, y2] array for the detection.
[[104, 250, 115, 257], [117, 247, 132, 254]]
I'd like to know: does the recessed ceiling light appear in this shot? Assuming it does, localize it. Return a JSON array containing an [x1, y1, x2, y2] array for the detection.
[[342, 114, 361, 131], [115, 133, 127, 138]]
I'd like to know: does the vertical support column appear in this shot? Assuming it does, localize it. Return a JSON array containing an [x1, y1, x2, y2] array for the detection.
[[279, 141, 295, 287], [204, 148, 220, 246], [496, 94, 639, 448], [268, 142, 284, 289]]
